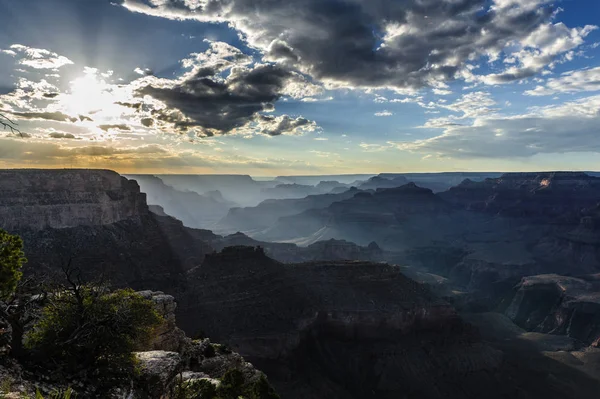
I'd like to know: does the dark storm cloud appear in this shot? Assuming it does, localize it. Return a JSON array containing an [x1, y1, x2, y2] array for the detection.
[[121, 0, 560, 90], [136, 43, 318, 136]]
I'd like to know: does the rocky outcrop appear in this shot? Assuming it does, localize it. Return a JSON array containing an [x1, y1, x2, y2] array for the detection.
[[0, 169, 147, 231], [138, 291, 188, 353], [505, 274, 600, 346], [134, 351, 183, 398], [132, 291, 270, 399]]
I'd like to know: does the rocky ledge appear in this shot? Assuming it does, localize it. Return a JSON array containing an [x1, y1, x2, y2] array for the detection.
[[0, 291, 272, 398]]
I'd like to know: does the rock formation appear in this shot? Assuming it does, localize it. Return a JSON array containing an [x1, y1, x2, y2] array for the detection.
[[505, 274, 600, 346], [0, 170, 213, 291], [0, 169, 147, 231]]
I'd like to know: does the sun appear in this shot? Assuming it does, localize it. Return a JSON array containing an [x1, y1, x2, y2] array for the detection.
[[61, 69, 119, 117]]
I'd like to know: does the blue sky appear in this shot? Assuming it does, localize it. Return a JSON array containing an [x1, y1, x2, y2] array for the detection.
[[1, 0, 600, 175]]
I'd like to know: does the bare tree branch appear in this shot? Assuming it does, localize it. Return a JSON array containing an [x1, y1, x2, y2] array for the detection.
[[0, 112, 23, 137]]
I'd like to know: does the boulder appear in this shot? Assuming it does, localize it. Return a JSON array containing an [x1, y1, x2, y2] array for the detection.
[[134, 351, 182, 399]]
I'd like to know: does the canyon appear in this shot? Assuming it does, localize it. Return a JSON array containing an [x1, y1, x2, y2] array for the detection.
[[1, 169, 600, 398]]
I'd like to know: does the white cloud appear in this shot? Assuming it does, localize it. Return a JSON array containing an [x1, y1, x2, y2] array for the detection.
[[525, 66, 600, 96], [7, 44, 73, 70], [374, 110, 393, 117], [478, 23, 597, 84], [400, 94, 600, 158]]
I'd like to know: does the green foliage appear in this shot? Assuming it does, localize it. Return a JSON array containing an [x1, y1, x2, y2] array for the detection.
[[174, 377, 218, 399], [0, 376, 14, 393], [25, 287, 162, 387], [212, 343, 232, 355], [0, 229, 27, 299], [250, 375, 280, 399], [173, 370, 279, 399], [26, 387, 76, 399], [15, 387, 76, 399], [218, 369, 245, 399]]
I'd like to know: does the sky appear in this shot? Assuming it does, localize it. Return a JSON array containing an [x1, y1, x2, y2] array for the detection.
[[1, 0, 600, 175]]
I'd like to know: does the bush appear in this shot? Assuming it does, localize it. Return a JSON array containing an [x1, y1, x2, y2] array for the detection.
[[25, 287, 163, 388], [218, 369, 245, 399], [250, 375, 280, 399], [173, 370, 280, 399], [0, 229, 27, 299], [174, 378, 218, 399]]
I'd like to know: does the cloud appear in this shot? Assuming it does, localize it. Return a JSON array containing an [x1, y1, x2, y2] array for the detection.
[[135, 41, 318, 136], [439, 91, 497, 118], [98, 124, 132, 132], [399, 94, 600, 158], [119, 0, 593, 90], [134, 67, 153, 76], [359, 142, 390, 152], [48, 132, 80, 139], [374, 110, 393, 117], [525, 66, 600, 96], [10, 111, 78, 123], [478, 23, 597, 84], [6, 44, 73, 70]]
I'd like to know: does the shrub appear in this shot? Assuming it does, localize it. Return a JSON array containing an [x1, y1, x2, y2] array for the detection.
[[213, 343, 232, 355], [25, 287, 163, 388], [174, 378, 218, 399], [173, 370, 280, 399], [218, 369, 245, 399], [250, 375, 280, 399], [0, 229, 27, 299]]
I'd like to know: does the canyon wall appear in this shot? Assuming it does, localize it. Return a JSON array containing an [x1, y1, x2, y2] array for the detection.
[[0, 169, 148, 231], [0, 169, 211, 291]]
